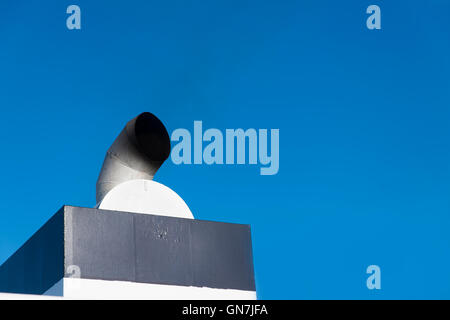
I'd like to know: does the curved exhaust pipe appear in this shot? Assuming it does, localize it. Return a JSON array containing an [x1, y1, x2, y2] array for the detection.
[[96, 112, 171, 204]]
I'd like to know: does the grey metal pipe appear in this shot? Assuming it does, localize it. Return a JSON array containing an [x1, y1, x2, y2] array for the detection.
[[96, 112, 171, 204]]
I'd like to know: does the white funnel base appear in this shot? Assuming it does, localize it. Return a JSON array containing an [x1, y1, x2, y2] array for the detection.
[[97, 179, 194, 219]]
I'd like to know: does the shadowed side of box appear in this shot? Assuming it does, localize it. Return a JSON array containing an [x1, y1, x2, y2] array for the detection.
[[0, 208, 64, 295]]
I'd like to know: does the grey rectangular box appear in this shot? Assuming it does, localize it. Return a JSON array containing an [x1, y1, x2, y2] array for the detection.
[[0, 206, 256, 295]]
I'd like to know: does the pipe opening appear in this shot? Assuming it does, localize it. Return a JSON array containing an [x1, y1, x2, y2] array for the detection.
[[133, 112, 171, 162]]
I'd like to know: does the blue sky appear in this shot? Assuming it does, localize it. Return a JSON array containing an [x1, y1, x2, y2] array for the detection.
[[0, 1, 449, 299]]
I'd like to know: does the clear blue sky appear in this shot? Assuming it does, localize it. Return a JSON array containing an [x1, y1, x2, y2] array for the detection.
[[0, 1, 449, 299]]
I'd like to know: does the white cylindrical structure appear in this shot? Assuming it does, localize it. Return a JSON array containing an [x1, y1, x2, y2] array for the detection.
[[96, 112, 171, 205], [98, 179, 194, 219]]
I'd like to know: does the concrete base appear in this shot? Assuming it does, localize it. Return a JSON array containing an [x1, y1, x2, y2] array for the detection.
[[42, 278, 256, 300]]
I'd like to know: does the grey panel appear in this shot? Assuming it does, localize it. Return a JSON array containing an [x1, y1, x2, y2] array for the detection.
[[191, 220, 255, 291], [134, 214, 194, 286], [0, 208, 64, 295], [74, 207, 255, 291], [64, 206, 135, 282]]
